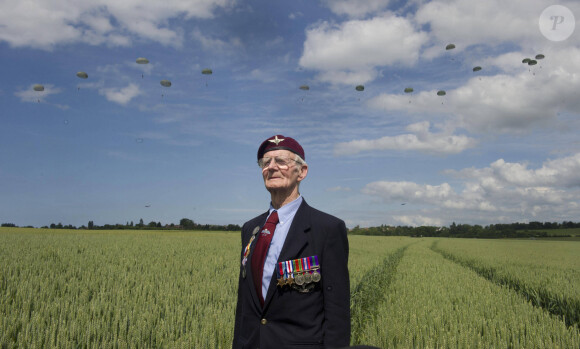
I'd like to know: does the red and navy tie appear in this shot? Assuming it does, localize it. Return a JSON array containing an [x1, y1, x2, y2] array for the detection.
[[252, 211, 279, 306]]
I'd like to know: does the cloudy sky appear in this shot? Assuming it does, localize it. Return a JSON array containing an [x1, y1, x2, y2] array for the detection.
[[1, 0, 579, 228]]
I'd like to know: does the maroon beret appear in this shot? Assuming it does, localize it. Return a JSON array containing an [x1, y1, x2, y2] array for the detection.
[[257, 135, 305, 160]]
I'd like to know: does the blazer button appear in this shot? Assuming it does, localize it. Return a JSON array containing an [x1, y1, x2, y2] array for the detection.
[[261, 318, 267, 325]]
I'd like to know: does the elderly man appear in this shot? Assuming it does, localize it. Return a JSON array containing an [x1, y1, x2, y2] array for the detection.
[[233, 135, 350, 349]]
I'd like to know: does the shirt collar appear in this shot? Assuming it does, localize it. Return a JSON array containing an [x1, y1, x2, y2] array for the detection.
[[269, 195, 302, 226]]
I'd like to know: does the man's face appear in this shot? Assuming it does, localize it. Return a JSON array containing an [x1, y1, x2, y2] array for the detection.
[[261, 149, 308, 193]]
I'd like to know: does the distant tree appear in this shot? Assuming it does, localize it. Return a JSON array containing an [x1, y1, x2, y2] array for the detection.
[[130, 221, 134, 227], [1, 223, 16, 227], [138, 218, 144, 228], [50, 223, 56, 229], [180, 218, 195, 229], [88, 221, 94, 230]]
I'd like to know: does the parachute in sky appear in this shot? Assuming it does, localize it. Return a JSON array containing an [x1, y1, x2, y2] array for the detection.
[[136, 58, 149, 78], [527, 60, 537, 66], [355, 85, 364, 91], [437, 90, 447, 105], [75, 72, 88, 91], [33, 84, 44, 103], [522, 58, 531, 64], [445, 43, 456, 50], [472, 66, 482, 72], [201, 68, 213, 86], [535, 54, 545, 60], [404, 87, 414, 103], [160, 80, 171, 98], [298, 85, 310, 102]]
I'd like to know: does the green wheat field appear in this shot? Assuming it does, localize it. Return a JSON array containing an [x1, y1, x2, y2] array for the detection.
[[1, 228, 579, 348]]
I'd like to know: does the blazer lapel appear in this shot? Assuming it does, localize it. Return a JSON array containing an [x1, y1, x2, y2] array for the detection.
[[263, 201, 312, 308]]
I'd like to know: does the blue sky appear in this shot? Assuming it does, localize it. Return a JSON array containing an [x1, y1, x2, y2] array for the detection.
[[1, 0, 579, 228]]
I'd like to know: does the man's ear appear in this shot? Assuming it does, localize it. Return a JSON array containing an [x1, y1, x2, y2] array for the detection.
[[297, 163, 308, 182]]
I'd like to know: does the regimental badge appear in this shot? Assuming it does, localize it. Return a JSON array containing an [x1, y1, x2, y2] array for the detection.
[[277, 255, 321, 291], [268, 135, 285, 145]]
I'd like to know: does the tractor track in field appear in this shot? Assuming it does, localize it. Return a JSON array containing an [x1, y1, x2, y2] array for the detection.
[[430, 241, 580, 330], [350, 245, 409, 344]]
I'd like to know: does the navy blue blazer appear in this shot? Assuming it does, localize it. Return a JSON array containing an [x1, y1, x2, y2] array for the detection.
[[233, 199, 350, 349]]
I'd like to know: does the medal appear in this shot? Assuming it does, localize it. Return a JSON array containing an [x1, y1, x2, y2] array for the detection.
[[312, 270, 321, 282], [277, 255, 321, 289], [241, 226, 261, 268], [295, 273, 305, 286]]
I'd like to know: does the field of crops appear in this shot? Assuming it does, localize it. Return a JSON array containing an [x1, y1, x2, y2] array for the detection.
[[1, 228, 579, 348]]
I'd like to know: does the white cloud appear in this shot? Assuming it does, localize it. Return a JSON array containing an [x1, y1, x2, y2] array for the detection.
[[452, 153, 580, 189], [299, 14, 428, 85], [393, 215, 444, 227], [289, 12, 303, 20], [334, 121, 476, 155], [366, 46, 580, 134], [15, 84, 62, 103], [363, 152, 580, 225], [191, 28, 243, 52], [415, 0, 580, 53], [321, 0, 391, 19], [99, 83, 141, 105], [0, 0, 235, 49]]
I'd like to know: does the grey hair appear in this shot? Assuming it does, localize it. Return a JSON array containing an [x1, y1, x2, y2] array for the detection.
[[294, 154, 307, 166]]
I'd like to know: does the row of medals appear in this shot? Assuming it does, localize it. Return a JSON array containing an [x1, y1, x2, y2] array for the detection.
[[278, 268, 321, 292]]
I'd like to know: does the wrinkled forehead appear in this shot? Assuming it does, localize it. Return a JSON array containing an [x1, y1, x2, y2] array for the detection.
[[262, 149, 295, 158]]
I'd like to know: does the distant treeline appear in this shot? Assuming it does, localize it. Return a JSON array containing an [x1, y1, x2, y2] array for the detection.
[[1, 218, 241, 232], [349, 221, 580, 238], [3, 220, 580, 238]]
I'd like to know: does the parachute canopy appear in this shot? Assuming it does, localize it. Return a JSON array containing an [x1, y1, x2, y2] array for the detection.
[[160, 80, 172, 87], [535, 54, 545, 60], [355, 85, 364, 91], [136, 57, 149, 64], [445, 43, 456, 50], [76, 71, 88, 79], [404, 87, 414, 93], [201, 68, 213, 75], [528, 60, 537, 66], [437, 90, 446, 96], [299, 85, 310, 91], [472, 66, 482, 72], [522, 58, 531, 64], [33, 84, 44, 92]]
